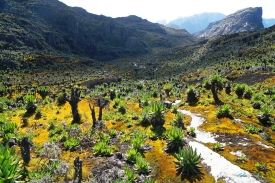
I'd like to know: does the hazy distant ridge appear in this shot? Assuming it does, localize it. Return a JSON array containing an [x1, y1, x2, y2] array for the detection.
[[157, 11, 274, 34]]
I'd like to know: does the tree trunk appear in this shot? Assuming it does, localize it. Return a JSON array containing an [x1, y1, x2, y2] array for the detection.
[[211, 82, 220, 103], [89, 104, 96, 127]]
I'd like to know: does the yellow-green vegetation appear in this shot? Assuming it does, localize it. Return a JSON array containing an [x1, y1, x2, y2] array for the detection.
[[1, 71, 275, 183], [0, 16, 275, 182]]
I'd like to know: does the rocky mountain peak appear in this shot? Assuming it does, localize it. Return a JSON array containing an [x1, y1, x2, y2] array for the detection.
[[194, 7, 264, 38]]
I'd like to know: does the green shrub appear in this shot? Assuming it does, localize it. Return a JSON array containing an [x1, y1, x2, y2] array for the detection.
[[125, 148, 142, 163], [63, 137, 80, 150], [170, 105, 178, 114], [215, 104, 232, 118], [149, 101, 166, 127], [93, 141, 114, 156], [212, 142, 224, 151], [24, 95, 36, 107], [57, 92, 66, 105], [109, 129, 117, 138], [187, 127, 196, 137], [254, 162, 268, 171], [130, 138, 144, 150], [124, 166, 136, 181], [134, 157, 150, 174], [243, 124, 262, 134], [164, 127, 185, 152], [0, 144, 22, 182], [174, 146, 201, 176], [174, 112, 184, 128], [235, 84, 246, 98]]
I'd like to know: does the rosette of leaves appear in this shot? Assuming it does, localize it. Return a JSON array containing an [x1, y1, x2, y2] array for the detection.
[[235, 83, 246, 99], [186, 86, 198, 104], [24, 95, 37, 113], [215, 104, 233, 119], [149, 101, 165, 127], [63, 137, 80, 151], [36, 86, 49, 99], [164, 127, 185, 152], [174, 146, 201, 177], [125, 148, 142, 163], [134, 157, 150, 174], [208, 75, 224, 104], [0, 144, 22, 182]]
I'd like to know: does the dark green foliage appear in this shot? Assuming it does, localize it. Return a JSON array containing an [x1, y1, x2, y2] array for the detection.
[[149, 101, 166, 127], [174, 146, 201, 177], [134, 157, 150, 174], [186, 86, 199, 103], [0, 144, 22, 182], [36, 86, 49, 99], [164, 127, 185, 152], [57, 92, 66, 105], [215, 104, 233, 118], [24, 95, 36, 113], [208, 75, 224, 104], [235, 84, 246, 98]]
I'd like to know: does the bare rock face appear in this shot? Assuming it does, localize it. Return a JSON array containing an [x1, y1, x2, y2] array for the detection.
[[194, 7, 264, 38]]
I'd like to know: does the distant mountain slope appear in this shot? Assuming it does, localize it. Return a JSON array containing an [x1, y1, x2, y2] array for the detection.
[[116, 15, 198, 48], [166, 13, 225, 34], [0, 0, 198, 69], [194, 7, 264, 38], [263, 18, 275, 28]]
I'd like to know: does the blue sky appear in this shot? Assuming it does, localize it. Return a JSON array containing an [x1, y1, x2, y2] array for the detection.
[[59, 0, 275, 22]]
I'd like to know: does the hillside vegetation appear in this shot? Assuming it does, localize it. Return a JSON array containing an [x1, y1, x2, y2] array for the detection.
[[1, 1, 275, 183]]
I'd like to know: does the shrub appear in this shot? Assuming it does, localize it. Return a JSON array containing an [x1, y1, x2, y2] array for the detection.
[[0, 144, 22, 182], [212, 142, 224, 151], [113, 98, 121, 108], [149, 101, 166, 127], [93, 141, 114, 156], [235, 84, 246, 98], [174, 146, 201, 176], [134, 157, 150, 174], [125, 148, 142, 163], [215, 104, 232, 118], [243, 124, 262, 134], [57, 92, 66, 105], [124, 166, 136, 181], [186, 86, 198, 103], [24, 95, 37, 113], [164, 127, 185, 152], [254, 162, 268, 171], [187, 127, 196, 137], [109, 129, 117, 138], [174, 113, 184, 128], [63, 137, 80, 150], [170, 105, 178, 114]]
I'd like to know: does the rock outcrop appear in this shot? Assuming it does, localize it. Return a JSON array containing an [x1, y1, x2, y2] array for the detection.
[[194, 7, 264, 38]]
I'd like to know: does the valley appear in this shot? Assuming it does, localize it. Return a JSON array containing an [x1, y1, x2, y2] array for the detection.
[[1, 0, 275, 183]]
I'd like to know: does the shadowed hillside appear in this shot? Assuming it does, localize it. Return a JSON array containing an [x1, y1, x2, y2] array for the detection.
[[0, 0, 198, 70]]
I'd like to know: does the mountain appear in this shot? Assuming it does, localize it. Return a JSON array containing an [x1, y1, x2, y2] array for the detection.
[[263, 18, 275, 28], [166, 13, 225, 34], [193, 7, 264, 38], [0, 0, 198, 69], [155, 19, 168, 25]]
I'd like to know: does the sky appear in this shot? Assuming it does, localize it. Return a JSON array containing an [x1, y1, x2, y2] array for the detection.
[[59, 0, 275, 23]]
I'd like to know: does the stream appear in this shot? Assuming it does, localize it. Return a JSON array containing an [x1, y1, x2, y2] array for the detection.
[[174, 101, 260, 183]]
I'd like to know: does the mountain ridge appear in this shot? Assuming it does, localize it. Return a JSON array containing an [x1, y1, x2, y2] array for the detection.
[[0, 0, 198, 69], [193, 7, 264, 38]]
